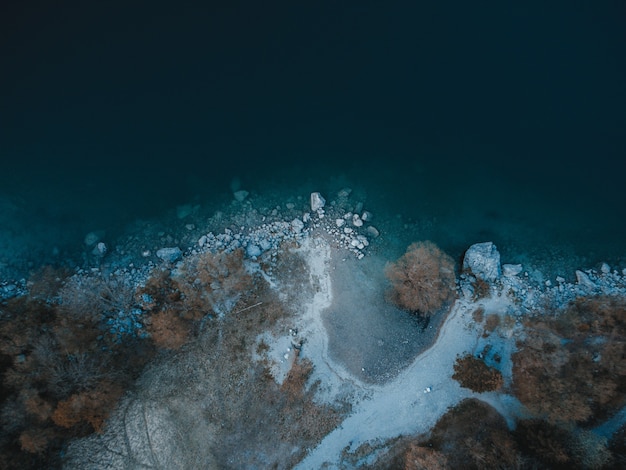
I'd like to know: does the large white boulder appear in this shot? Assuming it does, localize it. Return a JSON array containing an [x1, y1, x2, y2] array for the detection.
[[462, 242, 501, 282], [310, 192, 326, 212]]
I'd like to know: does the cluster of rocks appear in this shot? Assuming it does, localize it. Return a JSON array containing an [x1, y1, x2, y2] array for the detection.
[[157, 189, 381, 263], [3, 186, 626, 329], [460, 241, 626, 314]]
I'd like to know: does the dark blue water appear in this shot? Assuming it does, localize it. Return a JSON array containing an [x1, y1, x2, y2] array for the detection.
[[2, 1, 625, 279]]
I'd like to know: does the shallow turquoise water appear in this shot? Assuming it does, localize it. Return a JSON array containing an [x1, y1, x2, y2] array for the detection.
[[1, 1, 625, 279]]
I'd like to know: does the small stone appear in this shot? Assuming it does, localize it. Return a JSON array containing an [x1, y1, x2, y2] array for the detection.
[[291, 218, 305, 233], [185, 224, 195, 231], [246, 244, 262, 258], [338, 188, 352, 198], [502, 264, 523, 277], [352, 214, 363, 227], [198, 235, 208, 247], [361, 211, 373, 222], [556, 276, 565, 283], [310, 192, 326, 211], [343, 227, 353, 234], [335, 218, 345, 227], [601, 263, 611, 274], [156, 247, 182, 263], [286, 203, 295, 210]]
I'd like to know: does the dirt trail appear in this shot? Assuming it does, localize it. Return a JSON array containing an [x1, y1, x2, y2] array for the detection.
[[295, 236, 521, 468]]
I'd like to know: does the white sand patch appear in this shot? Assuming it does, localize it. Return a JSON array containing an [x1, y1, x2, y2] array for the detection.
[[295, 236, 371, 400], [296, 280, 521, 468], [252, 232, 527, 468]]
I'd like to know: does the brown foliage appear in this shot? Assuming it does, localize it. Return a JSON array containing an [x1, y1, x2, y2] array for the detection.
[[146, 310, 190, 350], [51, 381, 123, 433], [515, 419, 571, 466], [21, 389, 53, 422], [280, 356, 314, 401], [404, 444, 449, 470], [424, 398, 521, 469], [27, 265, 70, 301], [385, 241, 456, 316], [471, 276, 491, 301], [176, 249, 253, 317], [483, 313, 501, 336], [0, 273, 152, 466], [512, 295, 626, 425], [19, 428, 53, 455], [452, 354, 503, 393], [0, 297, 56, 357]]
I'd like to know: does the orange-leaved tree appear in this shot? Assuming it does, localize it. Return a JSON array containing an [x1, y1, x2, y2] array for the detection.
[[385, 241, 456, 316]]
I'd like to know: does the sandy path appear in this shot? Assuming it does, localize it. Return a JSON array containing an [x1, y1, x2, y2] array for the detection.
[[295, 235, 519, 468]]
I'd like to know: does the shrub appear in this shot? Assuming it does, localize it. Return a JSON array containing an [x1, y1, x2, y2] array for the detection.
[[145, 310, 190, 350], [404, 444, 449, 470], [512, 295, 626, 425], [51, 381, 123, 433], [452, 354, 503, 393], [425, 398, 520, 469], [385, 241, 456, 316]]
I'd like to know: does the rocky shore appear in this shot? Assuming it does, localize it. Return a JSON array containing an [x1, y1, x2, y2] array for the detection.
[[2, 185, 626, 468]]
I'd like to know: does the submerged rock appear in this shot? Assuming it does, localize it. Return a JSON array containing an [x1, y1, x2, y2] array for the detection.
[[156, 247, 182, 263], [234, 190, 249, 202]]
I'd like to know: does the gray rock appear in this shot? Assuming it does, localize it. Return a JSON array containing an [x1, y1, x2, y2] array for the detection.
[[576, 270, 596, 290], [310, 192, 326, 211], [462, 242, 501, 282], [246, 244, 262, 258], [601, 263, 611, 274], [502, 264, 523, 277], [291, 218, 305, 233], [156, 247, 183, 263], [259, 238, 272, 251]]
